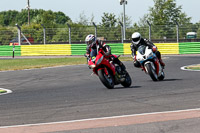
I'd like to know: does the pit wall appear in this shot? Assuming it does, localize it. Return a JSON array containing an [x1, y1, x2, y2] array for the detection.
[[0, 42, 200, 56]]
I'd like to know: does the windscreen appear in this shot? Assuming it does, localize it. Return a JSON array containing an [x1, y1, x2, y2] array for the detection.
[[138, 45, 146, 55]]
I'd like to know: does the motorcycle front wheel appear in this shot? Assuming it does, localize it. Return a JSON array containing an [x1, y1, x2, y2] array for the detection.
[[145, 63, 158, 81], [98, 68, 114, 89]]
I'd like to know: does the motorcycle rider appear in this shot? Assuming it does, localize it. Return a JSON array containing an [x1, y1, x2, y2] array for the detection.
[[130, 32, 165, 68], [85, 34, 126, 73]]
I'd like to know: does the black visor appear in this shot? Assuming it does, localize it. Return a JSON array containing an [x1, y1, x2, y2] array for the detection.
[[132, 37, 140, 42], [86, 37, 95, 46]]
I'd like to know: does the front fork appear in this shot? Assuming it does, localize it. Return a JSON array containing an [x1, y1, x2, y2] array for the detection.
[[144, 61, 156, 74], [141, 65, 147, 73]]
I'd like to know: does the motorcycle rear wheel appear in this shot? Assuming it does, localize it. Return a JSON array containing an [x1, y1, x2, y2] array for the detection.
[[98, 68, 114, 89], [121, 71, 132, 87]]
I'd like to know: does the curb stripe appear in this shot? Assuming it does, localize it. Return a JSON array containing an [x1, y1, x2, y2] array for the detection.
[[0, 88, 12, 96], [0, 108, 200, 133], [181, 64, 200, 71]]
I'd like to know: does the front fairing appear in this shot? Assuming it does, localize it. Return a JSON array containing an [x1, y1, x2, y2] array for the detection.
[[88, 60, 96, 69], [136, 45, 156, 65], [89, 49, 116, 75], [96, 56, 116, 75]]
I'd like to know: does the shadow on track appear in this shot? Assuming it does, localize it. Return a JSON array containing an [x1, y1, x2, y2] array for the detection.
[[110, 86, 141, 90], [163, 79, 182, 82]]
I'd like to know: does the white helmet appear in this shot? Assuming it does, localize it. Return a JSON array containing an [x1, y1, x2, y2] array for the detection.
[[85, 34, 96, 46], [132, 32, 141, 45]]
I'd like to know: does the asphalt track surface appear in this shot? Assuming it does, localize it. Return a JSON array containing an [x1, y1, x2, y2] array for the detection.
[[0, 55, 200, 132]]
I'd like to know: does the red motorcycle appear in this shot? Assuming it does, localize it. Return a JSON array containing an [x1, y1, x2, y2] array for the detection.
[[85, 45, 132, 89]]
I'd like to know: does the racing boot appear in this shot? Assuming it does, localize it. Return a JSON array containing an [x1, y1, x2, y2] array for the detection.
[[159, 58, 165, 69], [119, 62, 127, 77], [119, 62, 127, 82], [156, 51, 165, 68], [120, 62, 126, 72], [111, 55, 126, 76]]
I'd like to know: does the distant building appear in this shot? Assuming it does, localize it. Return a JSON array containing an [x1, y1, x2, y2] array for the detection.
[[186, 32, 197, 39]]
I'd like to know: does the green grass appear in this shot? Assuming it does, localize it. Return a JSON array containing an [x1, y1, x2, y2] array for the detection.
[[119, 56, 133, 61], [0, 57, 132, 71], [0, 58, 87, 71], [0, 90, 6, 93], [186, 65, 200, 70]]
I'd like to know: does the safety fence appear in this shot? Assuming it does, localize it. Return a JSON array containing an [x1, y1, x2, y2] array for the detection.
[[0, 42, 200, 56], [1, 24, 200, 45]]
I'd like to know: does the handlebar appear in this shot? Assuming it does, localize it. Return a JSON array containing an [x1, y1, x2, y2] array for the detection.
[[84, 54, 90, 60]]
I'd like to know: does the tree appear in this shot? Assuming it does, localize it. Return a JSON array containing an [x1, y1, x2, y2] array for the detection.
[[197, 28, 200, 39], [0, 9, 71, 27], [52, 28, 68, 42], [40, 10, 56, 28], [147, 0, 191, 25], [117, 12, 132, 28], [54, 11, 71, 25], [21, 24, 43, 43], [90, 14, 95, 25], [16, 9, 29, 25], [77, 11, 88, 25], [138, 0, 191, 39], [0, 26, 15, 45], [99, 13, 121, 40], [101, 13, 117, 28], [0, 10, 19, 26]]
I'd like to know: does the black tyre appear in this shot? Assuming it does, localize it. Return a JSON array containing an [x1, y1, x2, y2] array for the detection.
[[145, 63, 158, 81], [158, 71, 165, 81], [98, 68, 114, 89], [121, 71, 132, 87]]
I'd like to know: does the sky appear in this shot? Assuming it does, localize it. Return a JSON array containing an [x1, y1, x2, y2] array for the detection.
[[0, 0, 199, 24]]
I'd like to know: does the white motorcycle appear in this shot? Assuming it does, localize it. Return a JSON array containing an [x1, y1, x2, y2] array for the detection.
[[136, 45, 165, 81]]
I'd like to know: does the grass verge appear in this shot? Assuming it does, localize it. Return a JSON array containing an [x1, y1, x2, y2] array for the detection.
[[0, 89, 6, 93], [0, 57, 132, 71], [186, 65, 200, 70]]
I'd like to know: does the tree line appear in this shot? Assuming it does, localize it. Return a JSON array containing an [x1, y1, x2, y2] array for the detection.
[[0, 0, 200, 45], [0, 9, 71, 27]]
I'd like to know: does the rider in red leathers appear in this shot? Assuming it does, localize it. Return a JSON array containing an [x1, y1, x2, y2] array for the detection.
[[85, 34, 126, 73], [85, 34, 110, 62]]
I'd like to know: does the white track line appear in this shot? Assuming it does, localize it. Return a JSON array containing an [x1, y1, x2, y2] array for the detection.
[[0, 108, 200, 129]]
